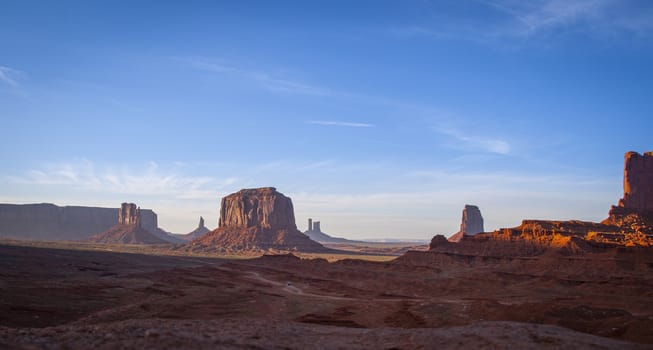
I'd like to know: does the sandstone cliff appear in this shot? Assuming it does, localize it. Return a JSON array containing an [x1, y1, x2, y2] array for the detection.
[[218, 187, 296, 229], [0, 203, 181, 243], [189, 188, 327, 253], [88, 203, 168, 245], [429, 150, 653, 256], [118, 203, 141, 226], [448, 205, 485, 243], [619, 151, 653, 212], [0, 204, 117, 240]]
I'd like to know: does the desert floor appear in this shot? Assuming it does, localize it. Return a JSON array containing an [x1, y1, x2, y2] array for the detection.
[[1, 241, 652, 349]]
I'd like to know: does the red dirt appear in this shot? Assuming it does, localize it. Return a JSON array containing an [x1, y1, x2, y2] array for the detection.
[[0, 242, 651, 349]]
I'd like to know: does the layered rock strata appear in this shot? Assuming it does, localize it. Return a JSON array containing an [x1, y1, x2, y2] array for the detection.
[[429, 151, 653, 256], [189, 188, 327, 253]]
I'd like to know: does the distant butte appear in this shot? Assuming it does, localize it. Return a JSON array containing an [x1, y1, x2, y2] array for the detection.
[[430, 150, 653, 254], [178, 216, 211, 241], [88, 203, 168, 244], [447, 204, 484, 243], [303, 218, 362, 243], [188, 187, 329, 253]]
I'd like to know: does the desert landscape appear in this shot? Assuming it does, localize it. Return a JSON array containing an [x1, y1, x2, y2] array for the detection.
[[2, 2, 653, 349], [1, 151, 653, 349]]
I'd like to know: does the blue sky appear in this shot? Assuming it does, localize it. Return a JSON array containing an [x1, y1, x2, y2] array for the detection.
[[1, 0, 652, 239]]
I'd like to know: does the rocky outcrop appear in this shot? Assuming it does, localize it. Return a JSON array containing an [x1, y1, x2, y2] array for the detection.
[[448, 205, 485, 242], [88, 203, 168, 245], [429, 235, 449, 249], [0, 203, 181, 243], [218, 187, 296, 229], [189, 188, 328, 253], [427, 151, 653, 257], [618, 151, 653, 212], [118, 203, 141, 226], [177, 216, 211, 241], [303, 218, 362, 243]]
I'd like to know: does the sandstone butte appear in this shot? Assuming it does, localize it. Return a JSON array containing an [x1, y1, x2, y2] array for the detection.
[[88, 203, 168, 245], [188, 187, 328, 253], [429, 151, 653, 254], [447, 204, 484, 243]]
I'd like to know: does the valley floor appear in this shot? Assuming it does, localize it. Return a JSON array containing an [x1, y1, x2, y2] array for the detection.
[[0, 241, 651, 349]]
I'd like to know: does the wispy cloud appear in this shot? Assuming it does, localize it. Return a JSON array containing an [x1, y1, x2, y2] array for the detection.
[[0, 65, 21, 87], [9, 159, 239, 200], [173, 57, 332, 96], [433, 125, 510, 155], [306, 120, 375, 128], [396, 0, 653, 43], [483, 0, 612, 35]]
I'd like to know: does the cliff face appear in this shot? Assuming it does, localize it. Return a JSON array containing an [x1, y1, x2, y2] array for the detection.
[[0, 203, 179, 242], [460, 205, 484, 235], [190, 188, 327, 253], [0, 204, 116, 240], [430, 151, 653, 254], [448, 205, 485, 243], [219, 187, 296, 229], [619, 151, 653, 212], [88, 203, 168, 245], [118, 203, 141, 226]]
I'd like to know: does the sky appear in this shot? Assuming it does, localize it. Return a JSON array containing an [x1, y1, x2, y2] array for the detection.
[[1, 0, 652, 239]]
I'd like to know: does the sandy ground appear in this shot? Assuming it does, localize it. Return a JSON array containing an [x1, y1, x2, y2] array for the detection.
[[1, 242, 652, 349]]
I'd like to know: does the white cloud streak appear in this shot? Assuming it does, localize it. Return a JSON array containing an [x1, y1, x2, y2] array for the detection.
[[483, 0, 612, 35], [397, 0, 653, 43], [173, 57, 332, 96], [0, 65, 20, 87], [10, 159, 238, 200], [306, 120, 375, 128], [433, 125, 511, 155]]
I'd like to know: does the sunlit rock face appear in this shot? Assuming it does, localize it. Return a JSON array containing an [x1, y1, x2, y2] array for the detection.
[[448, 205, 484, 243], [219, 187, 296, 229], [189, 187, 327, 253], [619, 151, 653, 212], [436, 151, 653, 251]]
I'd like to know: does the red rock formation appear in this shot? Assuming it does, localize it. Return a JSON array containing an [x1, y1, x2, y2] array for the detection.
[[88, 224, 168, 244], [448, 205, 484, 242], [618, 151, 653, 212], [189, 188, 327, 253], [218, 187, 297, 229], [429, 235, 448, 249], [88, 203, 167, 245], [118, 203, 141, 227], [0, 203, 180, 242], [431, 151, 653, 254]]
